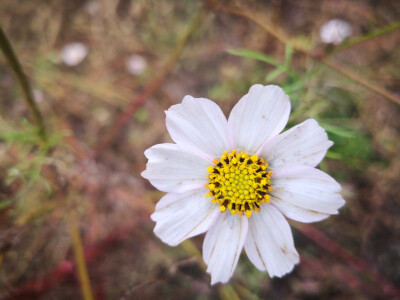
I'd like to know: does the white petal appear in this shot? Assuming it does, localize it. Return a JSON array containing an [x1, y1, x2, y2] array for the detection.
[[228, 85, 290, 154], [142, 143, 209, 193], [151, 189, 220, 246], [270, 201, 329, 223], [259, 119, 333, 169], [244, 204, 299, 277], [203, 212, 248, 284], [270, 166, 345, 222], [166, 96, 229, 160]]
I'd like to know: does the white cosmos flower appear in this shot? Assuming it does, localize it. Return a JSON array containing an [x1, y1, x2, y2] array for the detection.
[[142, 84, 345, 284], [61, 42, 88, 66], [320, 19, 352, 45], [126, 55, 147, 75]]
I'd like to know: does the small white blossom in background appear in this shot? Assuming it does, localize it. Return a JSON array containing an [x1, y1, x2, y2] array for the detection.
[[84, 1, 100, 16], [126, 55, 147, 75], [142, 84, 345, 284], [61, 42, 88, 66], [33, 89, 44, 103], [320, 19, 352, 44]]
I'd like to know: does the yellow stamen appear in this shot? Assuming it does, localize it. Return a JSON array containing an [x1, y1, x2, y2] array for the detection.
[[206, 150, 273, 218]]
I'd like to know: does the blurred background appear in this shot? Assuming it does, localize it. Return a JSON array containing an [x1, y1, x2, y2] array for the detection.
[[1, 0, 400, 299]]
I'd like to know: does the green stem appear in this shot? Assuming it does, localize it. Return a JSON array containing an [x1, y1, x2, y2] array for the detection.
[[330, 21, 400, 54], [0, 26, 46, 140], [321, 59, 400, 105], [68, 213, 94, 300]]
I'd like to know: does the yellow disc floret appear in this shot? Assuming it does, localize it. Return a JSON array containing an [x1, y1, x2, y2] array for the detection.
[[206, 149, 273, 218]]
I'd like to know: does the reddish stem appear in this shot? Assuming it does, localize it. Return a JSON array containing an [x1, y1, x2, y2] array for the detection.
[[293, 223, 400, 297]]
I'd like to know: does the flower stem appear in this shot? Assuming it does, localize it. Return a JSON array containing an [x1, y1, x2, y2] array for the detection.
[[331, 21, 400, 54], [68, 213, 94, 300], [0, 26, 46, 140], [321, 59, 400, 105]]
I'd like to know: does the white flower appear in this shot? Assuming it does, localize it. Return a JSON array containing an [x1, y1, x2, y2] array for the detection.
[[126, 55, 147, 75], [142, 84, 345, 284], [320, 19, 352, 45], [61, 42, 88, 66]]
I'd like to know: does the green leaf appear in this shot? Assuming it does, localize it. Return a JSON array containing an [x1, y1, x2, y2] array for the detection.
[[265, 68, 286, 82], [284, 45, 293, 71], [321, 123, 358, 138], [0, 201, 11, 210], [326, 151, 342, 160], [227, 48, 282, 68]]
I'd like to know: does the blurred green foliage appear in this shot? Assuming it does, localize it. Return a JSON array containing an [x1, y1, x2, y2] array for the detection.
[[228, 46, 374, 176], [0, 119, 66, 212]]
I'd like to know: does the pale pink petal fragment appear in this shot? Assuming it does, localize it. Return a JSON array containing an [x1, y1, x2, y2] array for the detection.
[[142, 143, 209, 193], [203, 212, 248, 284], [260, 119, 333, 169], [245, 204, 299, 277], [166, 96, 229, 161], [270, 166, 345, 222], [151, 189, 220, 246], [228, 85, 291, 154]]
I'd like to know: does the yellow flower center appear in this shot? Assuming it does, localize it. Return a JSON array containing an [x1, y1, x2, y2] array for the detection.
[[206, 149, 273, 218]]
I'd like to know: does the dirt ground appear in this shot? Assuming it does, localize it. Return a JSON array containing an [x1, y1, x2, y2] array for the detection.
[[0, 0, 400, 299]]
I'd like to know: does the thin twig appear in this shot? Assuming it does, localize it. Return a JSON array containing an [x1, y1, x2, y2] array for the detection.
[[0, 26, 46, 140], [68, 213, 94, 300], [300, 254, 383, 296], [11, 224, 139, 298], [321, 59, 400, 105], [92, 3, 214, 158], [216, 7, 400, 106], [330, 21, 400, 54], [293, 223, 400, 298]]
